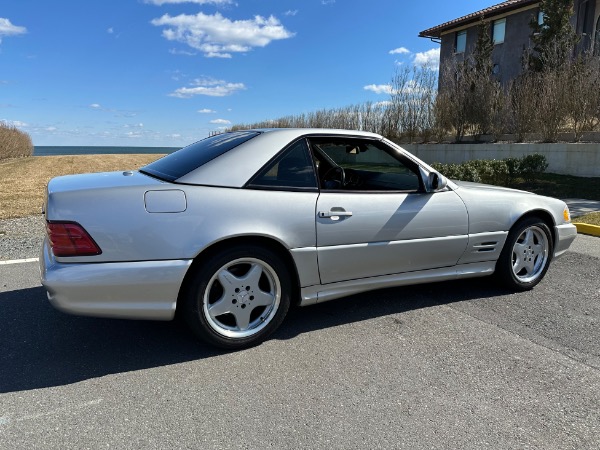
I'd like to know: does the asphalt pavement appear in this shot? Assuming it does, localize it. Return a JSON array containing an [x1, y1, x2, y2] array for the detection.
[[0, 235, 599, 449], [564, 198, 600, 218]]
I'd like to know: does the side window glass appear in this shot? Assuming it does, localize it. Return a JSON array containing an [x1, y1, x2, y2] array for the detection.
[[249, 139, 317, 189], [309, 138, 421, 192]]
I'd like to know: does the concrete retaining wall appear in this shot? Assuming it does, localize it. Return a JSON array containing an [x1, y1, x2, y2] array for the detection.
[[400, 143, 600, 178]]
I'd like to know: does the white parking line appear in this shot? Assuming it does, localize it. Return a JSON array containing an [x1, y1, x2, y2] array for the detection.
[[0, 258, 39, 265]]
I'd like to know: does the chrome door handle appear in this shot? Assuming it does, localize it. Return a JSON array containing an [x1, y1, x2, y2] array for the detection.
[[319, 210, 353, 218]]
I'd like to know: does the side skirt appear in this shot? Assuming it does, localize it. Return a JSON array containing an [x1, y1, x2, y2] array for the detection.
[[299, 261, 495, 306]]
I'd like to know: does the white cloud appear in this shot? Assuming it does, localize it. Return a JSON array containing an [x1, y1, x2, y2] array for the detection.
[[389, 47, 410, 55], [2, 119, 28, 127], [45, 126, 57, 131], [321, 0, 336, 5], [145, 0, 233, 5], [210, 118, 231, 124], [365, 80, 432, 97], [169, 48, 197, 56], [205, 51, 231, 58], [170, 78, 246, 98], [151, 12, 294, 58], [169, 69, 187, 81], [124, 123, 144, 128], [413, 48, 440, 70], [107, 27, 114, 34], [198, 108, 216, 113], [363, 84, 393, 95], [284, 10, 298, 16], [88, 103, 137, 117], [0, 18, 27, 43]]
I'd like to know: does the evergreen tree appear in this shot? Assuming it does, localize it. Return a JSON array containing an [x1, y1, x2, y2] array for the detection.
[[466, 19, 501, 138], [473, 19, 494, 75], [528, 0, 579, 71]]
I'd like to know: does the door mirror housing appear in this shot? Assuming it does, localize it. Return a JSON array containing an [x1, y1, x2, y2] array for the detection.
[[429, 171, 448, 191], [420, 167, 448, 192]]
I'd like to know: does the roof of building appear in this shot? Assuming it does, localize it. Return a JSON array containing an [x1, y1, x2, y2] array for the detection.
[[419, 0, 539, 39]]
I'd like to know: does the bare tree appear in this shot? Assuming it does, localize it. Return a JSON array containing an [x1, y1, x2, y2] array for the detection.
[[0, 122, 34, 159], [436, 59, 472, 142], [534, 69, 568, 142], [563, 54, 600, 141], [507, 74, 538, 142]]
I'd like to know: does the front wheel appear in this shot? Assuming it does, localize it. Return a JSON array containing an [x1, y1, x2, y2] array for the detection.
[[496, 217, 553, 290], [183, 245, 291, 349]]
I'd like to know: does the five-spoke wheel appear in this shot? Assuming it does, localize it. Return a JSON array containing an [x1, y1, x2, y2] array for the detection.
[[203, 258, 281, 339], [496, 217, 553, 290], [183, 245, 291, 349]]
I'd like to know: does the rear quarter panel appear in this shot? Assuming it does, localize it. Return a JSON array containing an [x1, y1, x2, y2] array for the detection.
[[46, 172, 318, 264]]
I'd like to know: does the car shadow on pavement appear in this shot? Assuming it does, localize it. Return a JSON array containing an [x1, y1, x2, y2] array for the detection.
[[0, 278, 509, 393], [0, 286, 220, 393], [274, 277, 508, 341]]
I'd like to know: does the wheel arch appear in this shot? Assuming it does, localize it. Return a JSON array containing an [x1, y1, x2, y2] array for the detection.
[[176, 235, 302, 315], [513, 209, 556, 246]]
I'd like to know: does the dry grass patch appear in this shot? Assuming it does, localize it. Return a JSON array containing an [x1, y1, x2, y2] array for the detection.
[[0, 154, 163, 219], [575, 212, 600, 226]]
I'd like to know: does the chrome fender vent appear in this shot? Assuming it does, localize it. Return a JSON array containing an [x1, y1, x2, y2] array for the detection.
[[473, 241, 498, 253]]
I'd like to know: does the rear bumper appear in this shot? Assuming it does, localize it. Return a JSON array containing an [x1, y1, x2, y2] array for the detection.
[[554, 223, 578, 258], [40, 238, 192, 320]]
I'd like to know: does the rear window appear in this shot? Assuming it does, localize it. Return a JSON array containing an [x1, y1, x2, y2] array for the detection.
[[140, 131, 260, 182]]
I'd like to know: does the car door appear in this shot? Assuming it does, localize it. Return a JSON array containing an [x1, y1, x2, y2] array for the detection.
[[311, 137, 468, 285]]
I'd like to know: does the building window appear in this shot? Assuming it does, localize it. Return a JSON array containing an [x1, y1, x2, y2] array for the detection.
[[538, 11, 545, 25], [493, 18, 506, 44], [455, 30, 467, 53], [577, 0, 590, 35]]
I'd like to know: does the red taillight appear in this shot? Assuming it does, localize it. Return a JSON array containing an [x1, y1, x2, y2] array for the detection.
[[46, 221, 102, 257]]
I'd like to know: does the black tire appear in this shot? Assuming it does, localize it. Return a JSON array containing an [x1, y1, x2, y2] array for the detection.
[[495, 217, 553, 291], [183, 245, 291, 349]]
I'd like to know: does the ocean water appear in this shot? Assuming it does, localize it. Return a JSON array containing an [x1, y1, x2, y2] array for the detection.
[[34, 146, 180, 156]]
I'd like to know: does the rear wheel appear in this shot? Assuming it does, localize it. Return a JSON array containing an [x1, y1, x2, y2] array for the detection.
[[183, 245, 291, 349], [496, 217, 553, 290]]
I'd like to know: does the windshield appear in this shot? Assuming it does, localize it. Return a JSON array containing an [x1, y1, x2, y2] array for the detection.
[[140, 131, 261, 182]]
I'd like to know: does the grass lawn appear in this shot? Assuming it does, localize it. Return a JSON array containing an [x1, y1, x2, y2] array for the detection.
[[0, 155, 598, 220], [0, 154, 162, 219], [515, 173, 600, 202]]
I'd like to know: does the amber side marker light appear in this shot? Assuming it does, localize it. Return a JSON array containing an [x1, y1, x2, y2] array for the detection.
[[563, 206, 571, 223], [46, 221, 102, 257]]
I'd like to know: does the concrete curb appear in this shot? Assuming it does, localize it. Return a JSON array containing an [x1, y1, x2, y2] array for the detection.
[[573, 223, 600, 237]]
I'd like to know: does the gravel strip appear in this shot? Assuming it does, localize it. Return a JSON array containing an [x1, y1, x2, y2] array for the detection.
[[0, 215, 46, 261]]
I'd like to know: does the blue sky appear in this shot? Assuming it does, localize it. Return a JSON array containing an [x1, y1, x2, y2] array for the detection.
[[1, 0, 493, 146]]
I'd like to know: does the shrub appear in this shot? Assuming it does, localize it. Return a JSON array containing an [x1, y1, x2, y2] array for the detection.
[[432, 154, 548, 186], [431, 162, 482, 183], [520, 154, 549, 182], [0, 122, 33, 160], [504, 157, 522, 184], [481, 159, 509, 186]]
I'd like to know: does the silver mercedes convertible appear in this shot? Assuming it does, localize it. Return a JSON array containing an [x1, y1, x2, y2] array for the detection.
[[40, 129, 577, 348]]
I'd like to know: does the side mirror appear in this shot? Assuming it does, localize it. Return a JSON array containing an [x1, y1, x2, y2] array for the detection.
[[428, 171, 448, 191], [419, 167, 448, 192]]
